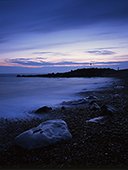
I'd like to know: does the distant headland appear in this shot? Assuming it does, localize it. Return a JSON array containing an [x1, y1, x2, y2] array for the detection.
[[17, 68, 128, 78]]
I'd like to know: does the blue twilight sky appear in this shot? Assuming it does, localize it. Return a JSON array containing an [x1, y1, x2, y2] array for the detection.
[[0, 0, 128, 73]]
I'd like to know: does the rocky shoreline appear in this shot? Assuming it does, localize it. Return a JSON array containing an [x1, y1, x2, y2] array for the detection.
[[0, 77, 128, 169]]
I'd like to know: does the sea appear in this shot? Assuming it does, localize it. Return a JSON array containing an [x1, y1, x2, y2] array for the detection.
[[0, 74, 117, 119]]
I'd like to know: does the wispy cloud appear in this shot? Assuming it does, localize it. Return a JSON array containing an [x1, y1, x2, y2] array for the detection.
[[0, 39, 84, 54], [111, 54, 128, 61], [33, 51, 69, 56], [5, 57, 128, 68], [6, 58, 89, 67], [6, 58, 48, 66], [86, 49, 116, 55], [1, 0, 128, 36], [33, 52, 53, 55]]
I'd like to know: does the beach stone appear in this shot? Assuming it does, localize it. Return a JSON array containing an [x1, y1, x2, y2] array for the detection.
[[15, 119, 72, 149], [86, 116, 106, 124], [101, 105, 117, 116], [61, 106, 66, 110], [35, 106, 52, 114], [90, 102, 100, 111], [115, 86, 124, 89], [73, 98, 87, 105], [62, 98, 87, 105], [86, 95, 98, 103], [112, 94, 120, 99]]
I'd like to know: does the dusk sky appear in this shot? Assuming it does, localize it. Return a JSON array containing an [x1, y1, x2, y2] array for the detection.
[[0, 0, 128, 73]]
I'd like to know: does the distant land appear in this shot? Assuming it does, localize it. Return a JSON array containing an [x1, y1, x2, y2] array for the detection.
[[17, 68, 128, 78]]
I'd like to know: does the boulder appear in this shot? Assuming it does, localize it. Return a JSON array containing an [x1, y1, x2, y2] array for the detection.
[[15, 119, 72, 149], [35, 106, 52, 114], [61, 106, 66, 110]]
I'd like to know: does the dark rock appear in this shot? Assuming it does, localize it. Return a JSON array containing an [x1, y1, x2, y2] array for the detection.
[[89, 100, 95, 105], [35, 106, 52, 114], [86, 95, 98, 100], [90, 102, 100, 111], [101, 105, 117, 116], [62, 98, 87, 105], [61, 106, 66, 110], [86, 95, 98, 103]]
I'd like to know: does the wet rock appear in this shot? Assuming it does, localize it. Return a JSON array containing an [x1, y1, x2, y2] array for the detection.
[[61, 106, 66, 110], [86, 116, 106, 124], [101, 105, 117, 116], [86, 95, 98, 100], [15, 119, 72, 150], [90, 102, 100, 111], [86, 95, 98, 103], [115, 86, 124, 90], [35, 106, 52, 114], [62, 98, 87, 105], [113, 94, 120, 98]]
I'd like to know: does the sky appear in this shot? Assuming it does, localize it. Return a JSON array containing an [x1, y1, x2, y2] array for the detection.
[[0, 0, 128, 73]]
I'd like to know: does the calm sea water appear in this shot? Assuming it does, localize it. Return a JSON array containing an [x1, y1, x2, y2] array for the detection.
[[0, 75, 116, 119]]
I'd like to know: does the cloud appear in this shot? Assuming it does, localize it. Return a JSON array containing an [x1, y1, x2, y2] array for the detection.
[[6, 58, 89, 67], [86, 49, 116, 55], [95, 61, 128, 69], [0, 0, 128, 41], [33, 52, 53, 55], [6, 57, 128, 68], [35, 57, 47, 60], [33, 51, 69, 56], [0, 39, 84, 53], [1, 60, 128, 74], [112, 54, 128, 60], [6, 58, 49, 66]]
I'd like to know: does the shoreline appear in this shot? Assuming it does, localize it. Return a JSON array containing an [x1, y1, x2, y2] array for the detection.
[[0, 76, 117, 120], [17, 68, 128, 78], [0, 76, 128, 168]]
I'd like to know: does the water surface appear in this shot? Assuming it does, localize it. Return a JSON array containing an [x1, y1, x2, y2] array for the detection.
[[0, 75, 116, 118]]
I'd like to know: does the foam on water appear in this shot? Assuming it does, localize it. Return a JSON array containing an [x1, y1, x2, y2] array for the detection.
[[0, 75, 117, 118]]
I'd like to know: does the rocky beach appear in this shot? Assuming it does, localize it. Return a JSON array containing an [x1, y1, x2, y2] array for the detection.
[[1, 0, 128, 168], [0, 75, 128, 169]]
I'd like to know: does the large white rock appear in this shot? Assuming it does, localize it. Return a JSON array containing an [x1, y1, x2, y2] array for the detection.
[[15, 119, 72, 149]]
